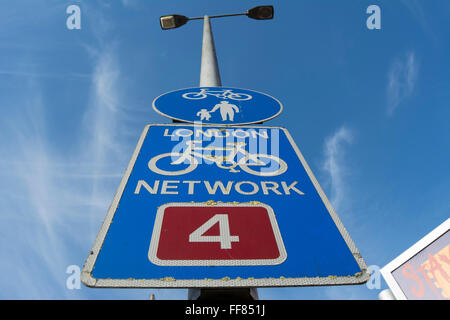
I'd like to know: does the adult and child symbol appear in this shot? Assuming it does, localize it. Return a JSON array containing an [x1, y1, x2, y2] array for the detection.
[[196, 100, 240, 121]]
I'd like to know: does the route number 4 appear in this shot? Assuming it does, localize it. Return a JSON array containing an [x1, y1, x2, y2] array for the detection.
[[189, 214, 239, 249]]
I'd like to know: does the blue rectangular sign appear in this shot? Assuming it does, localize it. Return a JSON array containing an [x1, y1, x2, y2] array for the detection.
[[81, 124, 369, 288]]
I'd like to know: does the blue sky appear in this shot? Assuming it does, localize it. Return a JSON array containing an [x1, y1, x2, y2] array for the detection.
[[0, 0, 449, 300]]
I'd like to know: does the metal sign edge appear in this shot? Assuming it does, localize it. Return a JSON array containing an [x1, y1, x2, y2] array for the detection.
[[151, 87, 284, 126], [81, 123, 370, 288]]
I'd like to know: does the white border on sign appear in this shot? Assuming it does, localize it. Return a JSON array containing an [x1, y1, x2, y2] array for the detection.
[[81, 123, 370, 288], [380, 218, 449, 300], [151, 87, 284, 126], [148, 202, 287, 266]]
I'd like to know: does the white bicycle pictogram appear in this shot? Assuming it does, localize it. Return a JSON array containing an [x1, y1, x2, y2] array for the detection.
[[182, 89, 252, 101], [148, 140, 287, 176]]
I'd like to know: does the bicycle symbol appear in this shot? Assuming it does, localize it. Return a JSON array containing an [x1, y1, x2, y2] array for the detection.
[[148, 140, 287, 176], [182, 89, 252, 101]]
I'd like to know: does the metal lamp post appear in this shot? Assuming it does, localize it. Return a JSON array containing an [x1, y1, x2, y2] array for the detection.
[[159, 5, 274, 301], [199, 15, 221, 87]]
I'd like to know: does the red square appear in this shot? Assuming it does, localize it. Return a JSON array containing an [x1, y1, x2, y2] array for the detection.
[[148, 203, 286, 266]]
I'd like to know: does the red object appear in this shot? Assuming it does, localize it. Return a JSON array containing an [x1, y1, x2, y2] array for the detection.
[[154, 205, 282, 262]]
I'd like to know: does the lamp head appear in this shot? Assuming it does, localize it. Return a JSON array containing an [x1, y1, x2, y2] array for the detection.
[[160, 14, 189, 30], [247, 5, 274, 20]]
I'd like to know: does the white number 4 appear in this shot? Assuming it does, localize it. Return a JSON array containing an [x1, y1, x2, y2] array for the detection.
[[189, 214, 239, 249]]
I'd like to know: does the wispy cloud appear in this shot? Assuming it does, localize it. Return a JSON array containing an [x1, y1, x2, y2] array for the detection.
[[322, 126, 354, 212], [320, 127, 377, 300], [80, 42, 135, 240], [0, 79, 87, 299], [386, 51, 418, 115], [0, 6, 137, 299]]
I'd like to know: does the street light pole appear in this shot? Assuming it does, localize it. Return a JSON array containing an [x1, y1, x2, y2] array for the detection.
[[199, 16, 222, 87], [191, 15, 260, 301], [194, 16, 259, 301], [159, 5, 274, 301]]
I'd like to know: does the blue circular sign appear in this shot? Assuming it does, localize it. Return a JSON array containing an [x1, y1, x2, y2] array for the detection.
[[152, 87, 283, 125]]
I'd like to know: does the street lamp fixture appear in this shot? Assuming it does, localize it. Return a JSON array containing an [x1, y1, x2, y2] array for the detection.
[[159, 5, 274, 30], [159, 14, 189, 30], [247, 5, 274, 20]]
